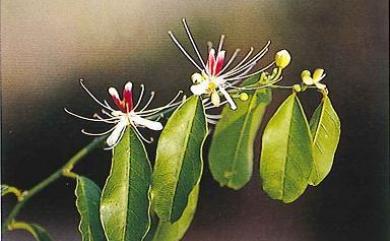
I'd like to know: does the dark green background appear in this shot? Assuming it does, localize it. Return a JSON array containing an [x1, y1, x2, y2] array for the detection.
[[2, 0, 388, 240]]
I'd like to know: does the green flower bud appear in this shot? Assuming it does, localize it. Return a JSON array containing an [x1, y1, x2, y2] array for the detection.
[[239, 92, 249, 101], [275, 49, 291, 69], [301, 70, 313, 85], [293, 84, 302, 92], [313, 68, 324, 82]]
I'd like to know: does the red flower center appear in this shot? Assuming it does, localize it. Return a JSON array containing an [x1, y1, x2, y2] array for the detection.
[[207, 48, 225, 76], [109, 82, 133, 113]]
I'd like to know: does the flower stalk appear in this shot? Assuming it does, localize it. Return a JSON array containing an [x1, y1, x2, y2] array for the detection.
[[2, 102, 178, 233], [2, 135, 106, 233]]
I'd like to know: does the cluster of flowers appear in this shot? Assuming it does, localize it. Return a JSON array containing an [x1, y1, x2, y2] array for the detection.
[[66, 19, 327, 149]]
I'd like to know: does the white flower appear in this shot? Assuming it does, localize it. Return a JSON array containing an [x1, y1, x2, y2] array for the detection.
[[65, 80, 184, 149], [301, 68, 327, 90], [168, 18, 273, 111]]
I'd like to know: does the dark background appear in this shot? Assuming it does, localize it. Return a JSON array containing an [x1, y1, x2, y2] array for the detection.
[[1, 0, 388, 240]]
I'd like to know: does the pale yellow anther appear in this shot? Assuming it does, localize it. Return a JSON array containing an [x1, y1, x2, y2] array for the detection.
[[275, 49, 291, 69], [211, 91, 220, 107]]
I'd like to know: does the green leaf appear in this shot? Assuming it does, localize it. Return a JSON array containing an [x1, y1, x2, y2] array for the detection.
[[209, 75, 272, 190], [75, 176, 105, 241], [308, 95, 341, 185], [260, 93, 313, 203], [11, 222, 53, 241], [1, 184, 22, 198], [150, 185, 199, 241], [151, 96, 207, 222], [100, 127, 152, 241]]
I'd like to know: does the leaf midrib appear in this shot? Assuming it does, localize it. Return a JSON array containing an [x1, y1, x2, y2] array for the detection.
[[123, 129, 132, 241], [228, 92, 258, 186], [280, 95, 296, 199], [312, 99, 325, 145], [170, 98, 199, 220], [311, 100, 325, 182]]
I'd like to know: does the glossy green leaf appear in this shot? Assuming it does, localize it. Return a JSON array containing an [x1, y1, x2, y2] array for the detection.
[[11, 222, 53, 241], [151, 96, 207, 222], [260, 93, 313, 203], [146, 185, 200, 241], [308, 95, 341, 185], [1, 184, 21, 198], [100, 127, 152, 241], [209, 75, 272, 190], [75, 176, 105, 241]]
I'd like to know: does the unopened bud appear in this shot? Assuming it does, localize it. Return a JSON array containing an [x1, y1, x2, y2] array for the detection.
[[312, 68, 325, 82], [275, 50, 291, 69], [239, 92, 249, 101], [293, 84, 302, 92]]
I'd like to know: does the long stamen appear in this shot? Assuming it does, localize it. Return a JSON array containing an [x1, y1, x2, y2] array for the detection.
[[206, 114, 222, 119], [222, 41, 270, 78], [182, 18, 207, 71], [133, 84, 145, 111], [224, 47, 254, 74], [64, 108, 121, 122], [79, 79, 115, 112], [202, 98, 213, 107], [224, 62, 258, 83], [205, 100, 228, 110], [139, 91, 155, 112], [136, 91, 183, 115], [217, 34, 225, 53], [227, 62, 258, 86], [168, 31, 202, 71], [220, 87, 237, 110], [223, 48, 268, 78], [103, 100, 115, 110], [93, 113, 120, 124], [219, 48, 241, 74], [101, 109, 114, 118], [207, 41, 213, 52], [225, 61, 275, 82], [137, 100, 181, 117], [222, 43, 270, 79], [131, 125, 154, 144], [81, 125, 117, 136], [104, 123, 128, 150], [206, 119, 218, 125]]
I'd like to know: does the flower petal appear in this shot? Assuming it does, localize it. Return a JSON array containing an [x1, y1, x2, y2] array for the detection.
[[122, 82, 133, 111], [106, 119, 127, 146], [109, 87, 126, 111], [315, 82, 327, 90], [219, 87, 237, 110], [207, 48, 216, 75], [191, 73, 203, 84], [313, 68, 325, 82], [190, 81, 208, 95], [214, 50, 225, 76], [211, 91, 221, 107], [302, 76, 314, 85], [132, 115, 163, 130], [109, 87, 120, 102]]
